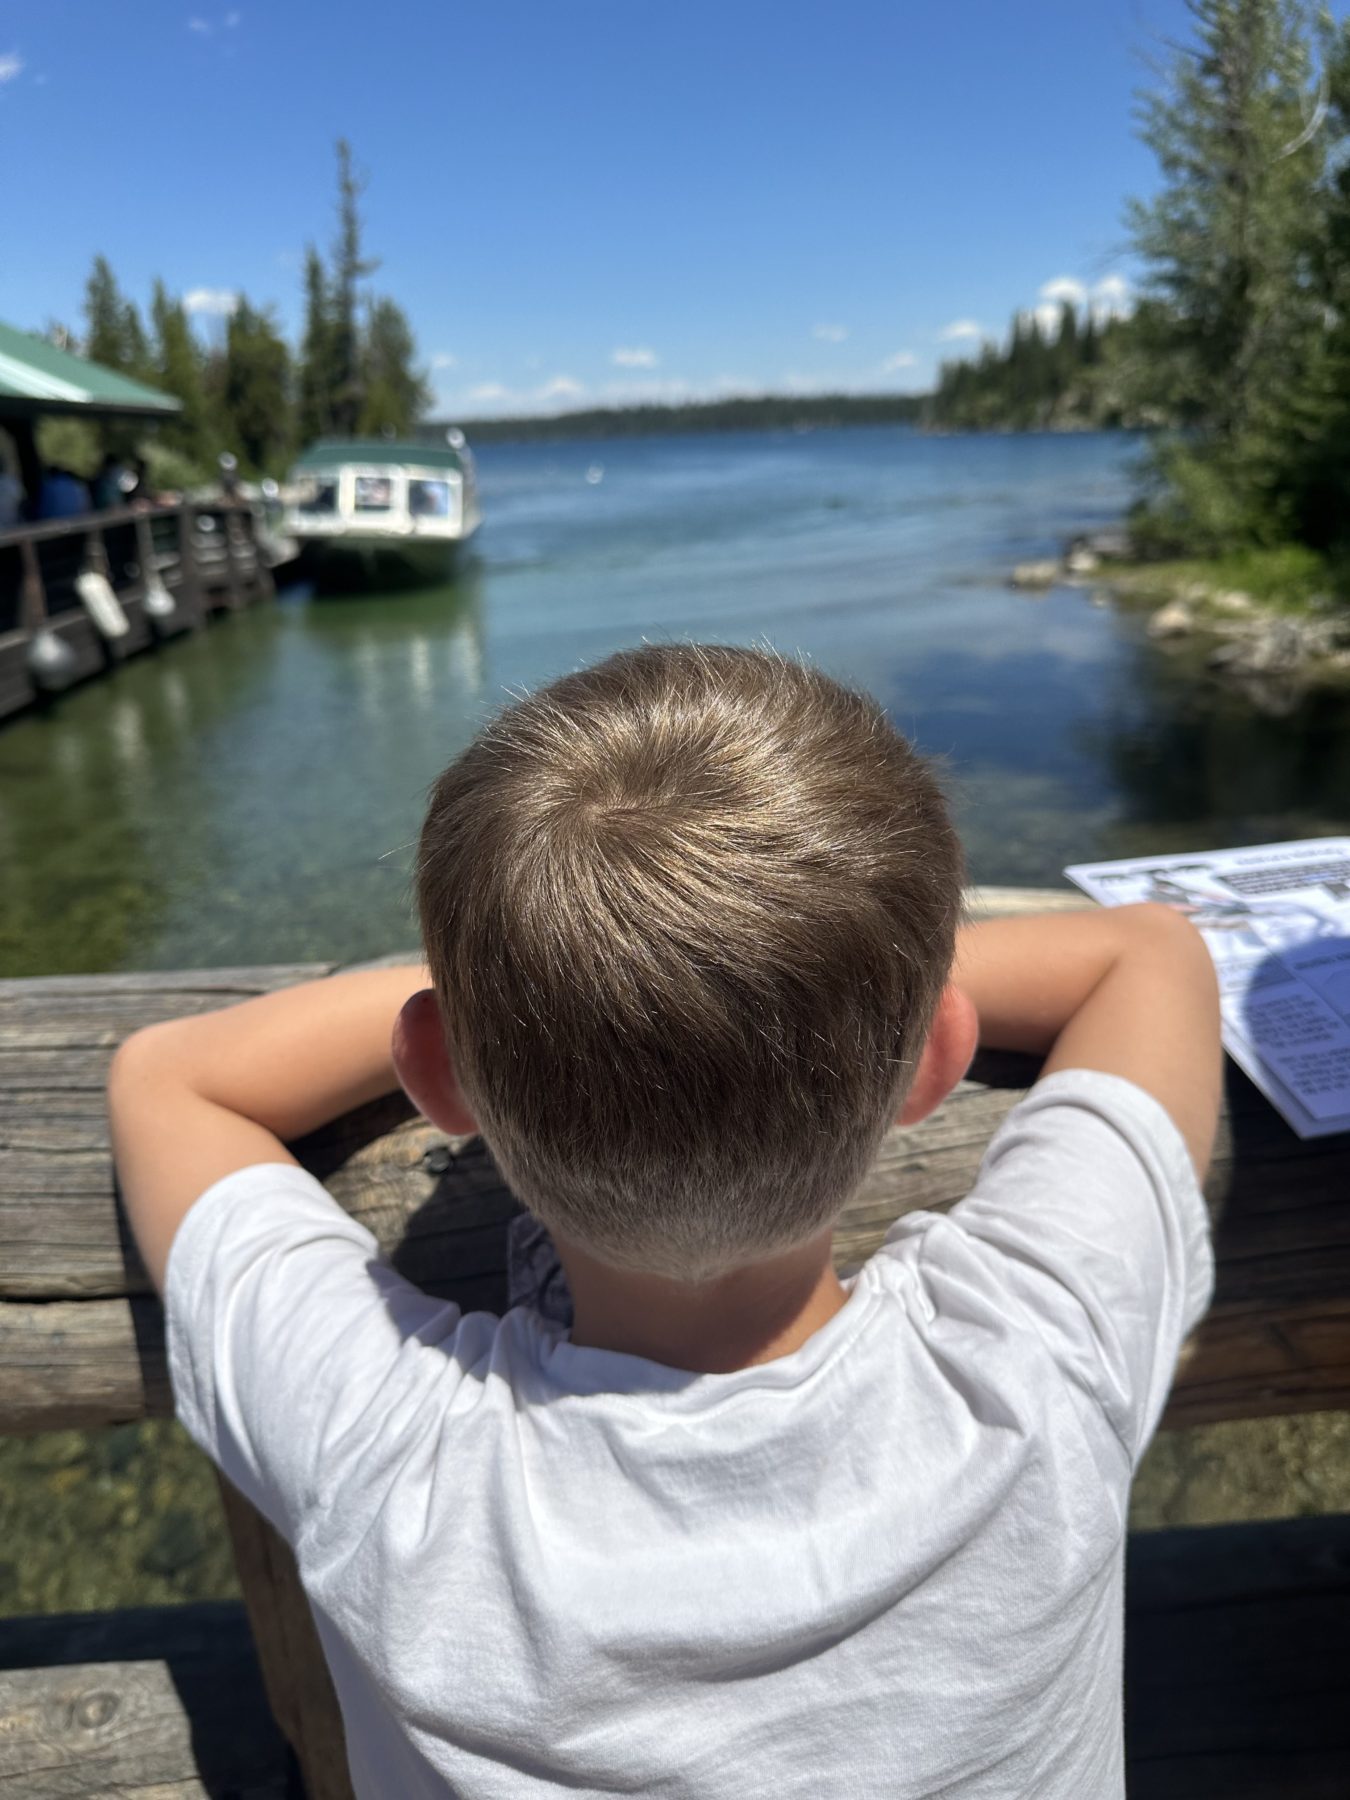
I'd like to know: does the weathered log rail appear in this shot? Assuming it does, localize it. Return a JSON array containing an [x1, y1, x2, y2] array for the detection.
[[0, 499, 275, 720], [1, 885, 1347, 1797], [3, 888, 1348, 1437]]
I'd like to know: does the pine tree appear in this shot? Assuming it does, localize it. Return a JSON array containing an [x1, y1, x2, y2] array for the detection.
[[150, 281, 211, 467], [83, 256, 147, 375], [1125, 0, 1328, 545], [297, 246, 335, 445], [1279, 14, 1350, 550], [330, 140, 379, 436], [220, 299, 294, 475], [360, 297, 431, 435], [82, 257, 153, 457]]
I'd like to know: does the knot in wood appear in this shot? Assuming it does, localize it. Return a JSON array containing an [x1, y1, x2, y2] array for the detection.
[[70, 1688, 119, 1731]]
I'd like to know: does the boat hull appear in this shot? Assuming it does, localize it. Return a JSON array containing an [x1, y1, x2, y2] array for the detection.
[[295, 531, 473, 592]]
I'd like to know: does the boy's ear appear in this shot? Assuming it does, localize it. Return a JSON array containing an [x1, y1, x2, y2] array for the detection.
[[896, 984, 979, 1128], [392, 989, 479, 1137]]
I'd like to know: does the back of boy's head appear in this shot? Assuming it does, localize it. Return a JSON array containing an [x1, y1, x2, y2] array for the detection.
[[417, 644, 964, 1283]]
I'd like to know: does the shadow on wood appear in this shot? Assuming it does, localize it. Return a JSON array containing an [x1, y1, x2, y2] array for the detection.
[[1124, 1513, 1350, 1798], [0, 1600, 296, 1797]]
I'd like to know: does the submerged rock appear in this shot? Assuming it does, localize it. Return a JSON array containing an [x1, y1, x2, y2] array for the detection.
[[1078, 527, 1131, 561], [1011, 558, 1061, 590], [1208, 588, 1257, 617], [1147, 599, 1195, 638]]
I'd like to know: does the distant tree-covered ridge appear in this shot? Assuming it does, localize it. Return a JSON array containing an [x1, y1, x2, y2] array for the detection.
[[452, 392, 926, 443], [40, 140, 430, 485]]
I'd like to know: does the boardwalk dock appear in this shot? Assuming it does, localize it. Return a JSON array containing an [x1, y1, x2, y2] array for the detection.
[[0, 499, 275, 721], [1, 887, 1347, 1796]]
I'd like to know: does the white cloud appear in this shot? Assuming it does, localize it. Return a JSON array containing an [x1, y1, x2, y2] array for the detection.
[[0, 51, 24, 82], [538, 375, 585, 401], [939, 318, 983, 343], [1091, 274, 1132, 319], [813, 323, 848, 343], [466, 382, 509, 404], [881, 351, 916, 372], [225, 9, 242, 24], [1039, 276, 1087, 308], [430, 351, 457, 370], [612, 346, 658, 368], [183, 287, 239, 317], [1031, 302, 1062, 337], [187, 16, 212, 34]]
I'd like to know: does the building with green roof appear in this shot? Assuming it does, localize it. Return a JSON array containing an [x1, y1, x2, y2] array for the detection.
[[0, 321, 181, 422]]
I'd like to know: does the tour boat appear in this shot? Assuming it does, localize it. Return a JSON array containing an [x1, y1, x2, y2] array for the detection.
[[282, 433, 482, 584]]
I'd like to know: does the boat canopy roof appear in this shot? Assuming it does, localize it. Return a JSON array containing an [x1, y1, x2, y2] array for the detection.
[[293, 438, 470, 475], [0, 320, 182, 422]]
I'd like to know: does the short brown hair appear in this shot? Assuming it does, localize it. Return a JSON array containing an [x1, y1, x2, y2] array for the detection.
[[417, 644, 963, 1281]]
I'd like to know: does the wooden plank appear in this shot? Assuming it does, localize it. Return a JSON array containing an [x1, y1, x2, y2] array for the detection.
[[5, 1286, 1344, 1436], [1124, 1513, 1350, 1798], [0, 1297, 171, 1432], [0, 1601, 291, 1798], [0, 963, 333, 1000]]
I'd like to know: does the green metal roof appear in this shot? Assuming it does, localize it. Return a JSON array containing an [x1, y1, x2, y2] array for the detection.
[[0, 320, 181, 420], [293, 438, 468, 474]]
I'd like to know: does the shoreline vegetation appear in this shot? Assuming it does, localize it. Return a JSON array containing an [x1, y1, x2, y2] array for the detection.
[[1013, 536, 1350, 710]]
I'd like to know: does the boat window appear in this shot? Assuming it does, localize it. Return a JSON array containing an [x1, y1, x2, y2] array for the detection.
[[354, 475, 395, 512], [296, 478, 339, 514], [409, 478, 452, 519]]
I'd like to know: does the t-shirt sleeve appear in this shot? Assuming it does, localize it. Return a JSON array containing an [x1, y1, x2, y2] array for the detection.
[[164, 1163, 466, 1540], [889, 1069, 1214, 1464]]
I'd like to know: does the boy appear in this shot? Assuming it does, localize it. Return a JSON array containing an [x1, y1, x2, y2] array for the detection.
[[109, 644, 1221, 1798]]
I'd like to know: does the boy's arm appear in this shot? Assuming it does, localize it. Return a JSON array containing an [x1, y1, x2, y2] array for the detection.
[[954, 904, 1221, 1179], [108, 966, 429, 1293]]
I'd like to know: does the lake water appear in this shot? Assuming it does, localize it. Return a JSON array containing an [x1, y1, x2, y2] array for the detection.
[[3, 426, 1350, 982]]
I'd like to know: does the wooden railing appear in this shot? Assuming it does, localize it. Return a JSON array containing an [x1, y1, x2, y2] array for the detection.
[[0, 500, 274, 720], [1, 885, 1347, 1795]]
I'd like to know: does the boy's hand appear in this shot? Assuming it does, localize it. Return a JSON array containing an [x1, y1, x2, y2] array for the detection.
[[955, 905, 1221, 1179], [108, 965, 430, 1292]]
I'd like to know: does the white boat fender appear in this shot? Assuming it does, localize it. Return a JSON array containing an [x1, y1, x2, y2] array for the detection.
[[27, 628, 80, 692], [143, 575, 178, 628], [75, 570, 131, 640]]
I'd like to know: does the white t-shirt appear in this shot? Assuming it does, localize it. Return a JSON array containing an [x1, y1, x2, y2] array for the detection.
[[166, 1069, 1212, 1799]]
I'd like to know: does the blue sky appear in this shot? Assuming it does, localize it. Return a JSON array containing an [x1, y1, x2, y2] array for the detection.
[[0, 0, 1302, 416]]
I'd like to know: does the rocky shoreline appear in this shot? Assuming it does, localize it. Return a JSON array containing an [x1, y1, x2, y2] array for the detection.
[[1011, 531, 1350, 713]]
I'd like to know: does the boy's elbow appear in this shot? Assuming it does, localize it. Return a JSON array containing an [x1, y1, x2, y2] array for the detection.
[[108, 1020, 190, 1111], [1123, 903, 1216, 975], [1123, 900, 1202, 942]]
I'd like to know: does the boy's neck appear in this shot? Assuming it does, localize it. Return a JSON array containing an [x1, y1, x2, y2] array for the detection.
[[555, 1230, 849, 1374]]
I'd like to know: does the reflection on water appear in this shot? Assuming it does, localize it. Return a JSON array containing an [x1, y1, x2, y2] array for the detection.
[[1, 429, 1348, 977], [0, 571, 485, 975]]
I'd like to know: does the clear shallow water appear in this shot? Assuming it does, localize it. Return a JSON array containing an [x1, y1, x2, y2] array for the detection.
[[3, 427, 1349, 976]]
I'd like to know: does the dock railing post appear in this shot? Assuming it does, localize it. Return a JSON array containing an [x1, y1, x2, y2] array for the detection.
[[177, 503, 203, 616], [17, 536, 47, 636], [214, 1475, 356, 1800], [222, 505, 244, 609]]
